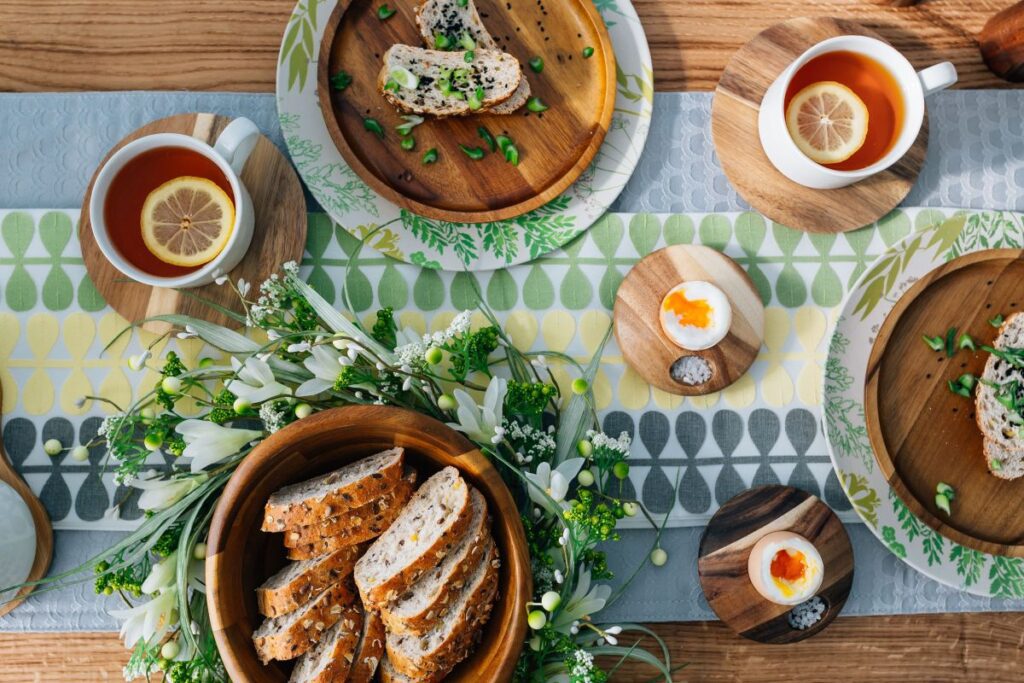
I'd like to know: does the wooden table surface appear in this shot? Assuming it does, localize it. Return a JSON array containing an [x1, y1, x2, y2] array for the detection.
[[2, 0, 1023, 681]]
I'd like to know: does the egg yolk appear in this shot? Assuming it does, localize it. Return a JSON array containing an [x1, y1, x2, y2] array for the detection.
[[770, 549, 807, 584], [662, 290, 712, 329]]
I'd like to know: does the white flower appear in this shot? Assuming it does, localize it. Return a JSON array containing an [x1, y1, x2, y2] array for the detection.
[[296, 344, 342, 397], [130, 471, 208, 510], [176, 420, 262, 473], [214, 274, 229, 286], [141, 551, 177, 594], [267, 329, 281, 341], [237, 278, 251, 297], [109, 588, 178, 648], [128, 350, 151, 371], [287, 341, 312, 354], [226, 356, 291, 404], [531, 355, 548, 370], [176, 325, 198, 340], [552, 569, 612, 632], [525, 458, 585, 505], [447, 377, 506, 445]]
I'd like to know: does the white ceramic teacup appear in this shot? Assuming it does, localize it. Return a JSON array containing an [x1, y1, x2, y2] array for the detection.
[[90, 117, 261, 288], [758, 36, 957, 190]]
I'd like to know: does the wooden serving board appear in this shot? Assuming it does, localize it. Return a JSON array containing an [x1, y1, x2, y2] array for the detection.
[[711, 17, 927, 234], [698, 486, 853, 644], [865, 249, 1024, 557], [79, 113, 307, 334], [613, 245, 764, 395], [317, 0, 615, 223], [0, 383, 52, 617]]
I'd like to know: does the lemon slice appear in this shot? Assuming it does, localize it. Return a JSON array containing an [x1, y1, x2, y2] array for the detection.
[[141, 176, 235, 267], [785, 81, 869, 165]]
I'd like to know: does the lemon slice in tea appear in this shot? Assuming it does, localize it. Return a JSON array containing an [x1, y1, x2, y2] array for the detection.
[[785, 81, 869, 165], [141, 176, 235, 267]]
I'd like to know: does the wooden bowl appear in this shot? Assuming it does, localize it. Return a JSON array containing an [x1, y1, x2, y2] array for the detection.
[[206, 405, 531, 682], [317, 0, 616, 223], [865, 249, 1024, 557]]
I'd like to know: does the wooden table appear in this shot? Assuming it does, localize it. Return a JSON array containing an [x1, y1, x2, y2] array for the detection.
[[1, 0, 1023, 680]]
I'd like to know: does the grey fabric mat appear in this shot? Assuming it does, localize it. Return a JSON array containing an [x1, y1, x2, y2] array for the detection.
[[1, 90, 1023, 630]]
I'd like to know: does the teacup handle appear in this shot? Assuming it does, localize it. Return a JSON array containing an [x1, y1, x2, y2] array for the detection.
[[918, 62, 958, 97], [213, 117, 261, 176]]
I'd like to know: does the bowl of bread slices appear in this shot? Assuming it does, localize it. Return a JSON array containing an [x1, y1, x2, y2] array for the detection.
[[206, 405, 531, 682]]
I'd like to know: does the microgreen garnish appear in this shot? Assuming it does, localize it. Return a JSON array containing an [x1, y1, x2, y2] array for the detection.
[[992, 458, 1004, 472], [527, 97, 549, 113], [944, 327, 958, 357], [959, 333, 977, 351], [582, 46, 595, 59], [395, 115, 424, 137], [948, 378, 972, 398], [384, 79, 400, 92], [923, 335, 944, 352], [459, 33, 476, 51], [478, 126, 497, 152], [464, 50, 475, 63], [422, 148, 438, 164], [377, 4, 397, 20], [529, 56, 544, 73], [467, 86, 485, 111], [935, 482, 955, 516], [495, 134, 520, 166], [457, 0, 468, 5], [389, 67, 419, 90], [990, 314, 1005, 328], [330, 70, 353, 91], [460, 144, 485, 160], [363, 117, 385, 139], [434, 33, 452, 49], [400, 136, 415, 151]]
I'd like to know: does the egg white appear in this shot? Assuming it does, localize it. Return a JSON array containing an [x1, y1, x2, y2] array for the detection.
[[746, 531, 824, 606], [659, 281, 732, 351]]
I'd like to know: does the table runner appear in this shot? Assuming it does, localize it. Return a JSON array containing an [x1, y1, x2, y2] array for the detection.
[[2, 91, 1024, 628]]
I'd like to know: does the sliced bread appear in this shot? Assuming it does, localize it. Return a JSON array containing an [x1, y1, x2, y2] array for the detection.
[[976, 312, 1024, 465], [287, 605, 363, 683], [252, 580, 356, 664], [379, 45, 522, 117], [983, 439, 1024, 480], [355, 467, 473, 607], [415, 0, 531, 114], [348, 608, 386, 683], [263, 448, 405, 532], [381, 487, 491, 635], [385, 542, 500, 677], [379, 654, 443, 683], [257, 544, 363, 618], [284, 469, 417, 548]]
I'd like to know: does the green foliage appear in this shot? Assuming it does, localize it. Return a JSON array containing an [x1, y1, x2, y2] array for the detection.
[[93, 555, 147, 597], [505, 381, 557, 417], [152, 522, 184, 558], [371, 307, 398, 350], [449, 326, 499, 382]]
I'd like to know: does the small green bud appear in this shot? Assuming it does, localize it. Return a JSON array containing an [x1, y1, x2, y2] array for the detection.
[[576, 439, 593, 457], [160, 639, 181, 660], [233, 397, 252, 414], [527, 610, 547, 630], [143, 433, 163, 451], [571, 378, 589, 395], [424, 347, 443, 365], [43, 439, 63, 456], [295, 403, 313, 419], [438, 394, 457, 411], [612, 461, 630, 480], [140, 407, 157, 424], [622, 501, 639, 517], [650, 547, 668, 567], [193, 542, 208, 560], [70, 445, 90, 462], [529, 635, 542, 651], [541, 591, 561, 612], [161, 377, 183, 395], [198, 357, 216, 369], [577, 469, 595, 487]]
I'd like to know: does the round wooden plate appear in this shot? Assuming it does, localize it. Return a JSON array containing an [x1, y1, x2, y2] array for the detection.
[[711, 17, 928, 234], [0, 382, 52, 617], [79, 113, 307, 334], [317, 0, 616, 223], [206, 405, 530, 682], [698, 485, 853, 644], [865, 249, 1024, 557], [613, 245, 765, 396]]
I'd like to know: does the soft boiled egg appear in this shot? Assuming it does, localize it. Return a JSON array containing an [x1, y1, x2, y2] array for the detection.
[[659, 281, 732, 351], [747, 531, 824, 605]]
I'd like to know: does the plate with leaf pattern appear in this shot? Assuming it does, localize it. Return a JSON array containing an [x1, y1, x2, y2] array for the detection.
[[824, 210, 1024, 597], [276, 0, 653, 270]]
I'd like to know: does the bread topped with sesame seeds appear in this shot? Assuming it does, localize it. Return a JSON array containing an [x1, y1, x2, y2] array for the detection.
[[379, 45, 522, 117], [257, 544, 363, 618], [976, 312, 1024, 479], [262, 448, 405, 532], [354, 467, 473, 608], [415, 0, 532, 114], [252, 579, 357, 664], [287, 605, 363, 683]]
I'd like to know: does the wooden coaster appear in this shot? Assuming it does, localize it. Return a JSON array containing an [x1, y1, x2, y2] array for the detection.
[[79, 113, 307, 334], [711, 17, 928, 234], [866, 249, 1024, 558], [698, 486, 854, 644], [0, 383, 52, 617], [317, 0, 616, 223], [613, 245, 764, 396]]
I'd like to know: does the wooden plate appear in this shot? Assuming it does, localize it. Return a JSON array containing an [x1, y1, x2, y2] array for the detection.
[[79, 113, 307, 334], [711, 17, 927, 234], [613, 245, 765, 396], [317, 0, 616, 223], [206, 405, 531, 682], [865, 249, 1024, 557], [698, 486, 853, 644]]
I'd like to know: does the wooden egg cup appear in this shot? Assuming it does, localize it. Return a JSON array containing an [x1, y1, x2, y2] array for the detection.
[[698, 486, 854, 644], [79, 113, 307, 334], [711, 17, 928, 234], [613, 245, 765, 396]]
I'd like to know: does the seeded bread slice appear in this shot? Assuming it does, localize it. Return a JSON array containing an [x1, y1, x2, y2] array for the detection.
[[415, 0, 531, 114], [252, 580, 356, 664], [257, 545, 363, 618], [348, 608, 386, 683], [976, 313, 1024, 464], [385, 542, 500, 677], [381, 488, 491, 635], [284, 469, 417, 548], [287, 605, 363, 683], [263, 448, 405, 532], [983, 439, 1024, 480], [379, 654, 443, 683], [355, 467, 473, 607], [379, 45, 521, 117]]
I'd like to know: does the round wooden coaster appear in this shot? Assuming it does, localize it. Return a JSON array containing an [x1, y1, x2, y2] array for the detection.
[[79, 113, 307, 334], [613, 245, 764, 396], [711, 17, 928, 234], [698, 486, 854, 644]]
